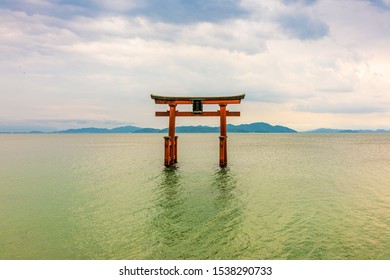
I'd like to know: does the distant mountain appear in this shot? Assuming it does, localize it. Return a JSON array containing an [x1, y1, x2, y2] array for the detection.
[[109, 125, 141, 133], [306, 128, 341, 133], [307, 128, 390, 133], [175, 125, 218, 133], [58, 125, 141, 133], [227, 122, 296, 133], [57, 127, 111, 133], [134, 122, 296, 133], [39, 122, 297, 134], [134, 128, 161, 133], [2, 123, 389, 134]]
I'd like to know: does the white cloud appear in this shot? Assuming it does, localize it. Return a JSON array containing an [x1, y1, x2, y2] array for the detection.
[[0, 0, 390, 131]]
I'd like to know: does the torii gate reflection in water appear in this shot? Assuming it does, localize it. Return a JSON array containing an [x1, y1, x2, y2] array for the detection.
[[151, 94, 245, 167]]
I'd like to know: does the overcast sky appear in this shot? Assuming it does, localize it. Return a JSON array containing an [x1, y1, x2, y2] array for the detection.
[[1, 0, 389, 132]]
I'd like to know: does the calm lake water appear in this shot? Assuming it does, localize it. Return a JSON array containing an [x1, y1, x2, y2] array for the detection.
[[0, 133, 389, 260]]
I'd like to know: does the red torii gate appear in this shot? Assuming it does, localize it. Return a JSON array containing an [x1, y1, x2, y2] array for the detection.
[[151, 94, 245, 167]]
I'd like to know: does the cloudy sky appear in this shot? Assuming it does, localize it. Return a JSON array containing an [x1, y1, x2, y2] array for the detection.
[[1, 0, 389, 132]]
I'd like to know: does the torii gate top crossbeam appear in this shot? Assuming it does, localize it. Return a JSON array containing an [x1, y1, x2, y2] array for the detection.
[[151, 94, 245, 104]]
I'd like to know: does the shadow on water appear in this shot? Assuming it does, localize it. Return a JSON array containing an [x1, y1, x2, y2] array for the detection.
[[149, 166, 185, 247], [207, 168, 249, 259], [147, 166, 248, 259]]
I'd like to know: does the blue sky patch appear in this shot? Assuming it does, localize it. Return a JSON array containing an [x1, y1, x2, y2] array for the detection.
[[278, 13, 329, 40], [2, 0, 249, 23], [128, 0, 249, 24]]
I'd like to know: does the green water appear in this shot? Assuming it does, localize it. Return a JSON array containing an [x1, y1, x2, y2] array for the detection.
[[0, 134, 389, 259]]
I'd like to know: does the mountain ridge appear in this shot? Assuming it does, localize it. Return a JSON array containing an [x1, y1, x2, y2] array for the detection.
[[56, 122, 297, 134], [0, 122, 297, 134], [2, 123, 390, 134]]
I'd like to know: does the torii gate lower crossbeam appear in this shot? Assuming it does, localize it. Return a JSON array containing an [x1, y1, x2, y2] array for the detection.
[[151, 94, 245, 167]]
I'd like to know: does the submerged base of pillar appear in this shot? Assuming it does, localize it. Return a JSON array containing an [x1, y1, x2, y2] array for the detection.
[[164, 136, 171, 166], [164, 136, 178, 167], [173, 136, 178, 163], [164, 135, 228, 167], [219, 136, 227, 167]]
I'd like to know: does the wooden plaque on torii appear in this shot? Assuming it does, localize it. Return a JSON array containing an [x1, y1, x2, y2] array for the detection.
[[151, 94, 245, 167]]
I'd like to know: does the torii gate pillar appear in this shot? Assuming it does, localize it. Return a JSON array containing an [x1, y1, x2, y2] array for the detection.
[[219, 104, 227, 167], [168, 104, 177, 164], [152, 94, 245, 167]]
